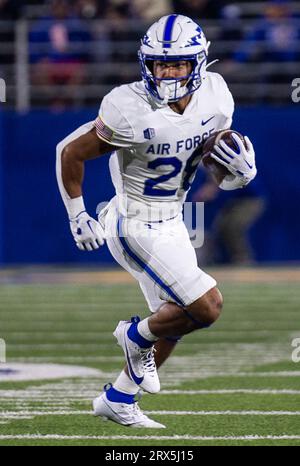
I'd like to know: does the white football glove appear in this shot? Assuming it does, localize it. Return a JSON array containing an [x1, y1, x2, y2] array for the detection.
[[211, 134, 257, 182], [69, 211, 105, 251]]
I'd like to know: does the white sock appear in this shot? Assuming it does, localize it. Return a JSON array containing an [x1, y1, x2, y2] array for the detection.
[[137, 317, 158, 342], [114, 370, 139, 395]]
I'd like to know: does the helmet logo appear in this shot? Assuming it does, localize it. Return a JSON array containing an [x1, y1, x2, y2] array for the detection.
[[142, 34, 153, 48], [183, 27, 203, 48]]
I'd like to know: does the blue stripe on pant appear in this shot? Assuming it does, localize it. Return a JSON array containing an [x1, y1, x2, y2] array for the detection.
[[117, 216, 185, 307]]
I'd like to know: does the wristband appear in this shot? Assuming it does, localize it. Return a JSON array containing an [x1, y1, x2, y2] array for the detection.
[[67, 196, 86, 220]]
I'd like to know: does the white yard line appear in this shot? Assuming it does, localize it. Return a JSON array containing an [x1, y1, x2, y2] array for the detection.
[[147, 410, 300, 416], [2, 344, 114, 349], [4, 329, 296, 338], [0, 410, 299, 418], [10, 356, 124, 362], [163, 371, 300, 379], [231, 371, 300, 377], [160, 389, 300, 395], [0, 434, 300, 441], [1, 389, 300, 401]]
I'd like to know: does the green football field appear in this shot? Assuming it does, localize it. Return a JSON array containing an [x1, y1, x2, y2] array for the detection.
[[0, 268, 300, 446]]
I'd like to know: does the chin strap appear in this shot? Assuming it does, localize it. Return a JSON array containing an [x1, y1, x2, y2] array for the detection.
[[161, 83, 171, 105], [159, 80, 188, 105]]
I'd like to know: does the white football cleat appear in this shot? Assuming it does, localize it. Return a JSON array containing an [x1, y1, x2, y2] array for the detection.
[[93, 390, 165, 429], [113, 318, 160, 394]]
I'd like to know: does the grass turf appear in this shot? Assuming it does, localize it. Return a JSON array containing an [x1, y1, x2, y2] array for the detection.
[[0, 278, 300, 446]]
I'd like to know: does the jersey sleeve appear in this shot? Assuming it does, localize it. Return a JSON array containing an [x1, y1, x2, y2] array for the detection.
[[212, 73, 235, 130], [94, 92, 135, 148], [219, 75, 235, 129]]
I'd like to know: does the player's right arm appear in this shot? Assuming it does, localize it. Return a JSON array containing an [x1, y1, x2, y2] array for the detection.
[[56, 89, 135, 251], [56, 125, 117, 251], [59, 127, 116, 198]]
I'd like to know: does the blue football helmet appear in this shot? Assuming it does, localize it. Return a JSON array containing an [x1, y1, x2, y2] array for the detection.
[[138, 15, 210, 104]]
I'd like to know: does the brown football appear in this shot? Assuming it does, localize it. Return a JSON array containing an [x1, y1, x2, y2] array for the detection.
[[201, 130, 246, 184]]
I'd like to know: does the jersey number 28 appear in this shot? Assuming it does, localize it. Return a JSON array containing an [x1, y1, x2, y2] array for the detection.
[[143, 151, 201, 197]]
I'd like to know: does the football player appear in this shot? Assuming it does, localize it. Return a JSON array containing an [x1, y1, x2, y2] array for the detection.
[[56, 15, 257, 428]]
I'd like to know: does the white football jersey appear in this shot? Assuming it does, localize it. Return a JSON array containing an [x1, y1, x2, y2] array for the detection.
[[94, 72, 234, 221]]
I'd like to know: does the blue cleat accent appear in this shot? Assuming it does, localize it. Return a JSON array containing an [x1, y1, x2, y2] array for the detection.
[[127, 319, 153, 349], [113, 319, 160, 394]]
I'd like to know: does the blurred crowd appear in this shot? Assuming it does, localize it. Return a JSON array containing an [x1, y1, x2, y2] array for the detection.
[[1, 0, 300, 108], [1, 0, 300, 23], [0, 0, 239, 21]]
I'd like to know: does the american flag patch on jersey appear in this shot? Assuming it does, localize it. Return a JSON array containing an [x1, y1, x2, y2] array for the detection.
[[95, 117, 114, 142]]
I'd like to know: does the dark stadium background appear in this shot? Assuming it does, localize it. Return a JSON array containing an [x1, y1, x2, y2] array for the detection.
[[0, 0, 300, 265]]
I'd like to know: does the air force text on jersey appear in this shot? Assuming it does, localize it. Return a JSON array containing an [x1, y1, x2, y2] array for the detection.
[[145, 129, 215, 155]]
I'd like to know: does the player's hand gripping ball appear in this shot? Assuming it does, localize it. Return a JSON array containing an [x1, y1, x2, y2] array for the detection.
[[202, 130, 256, 184]]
